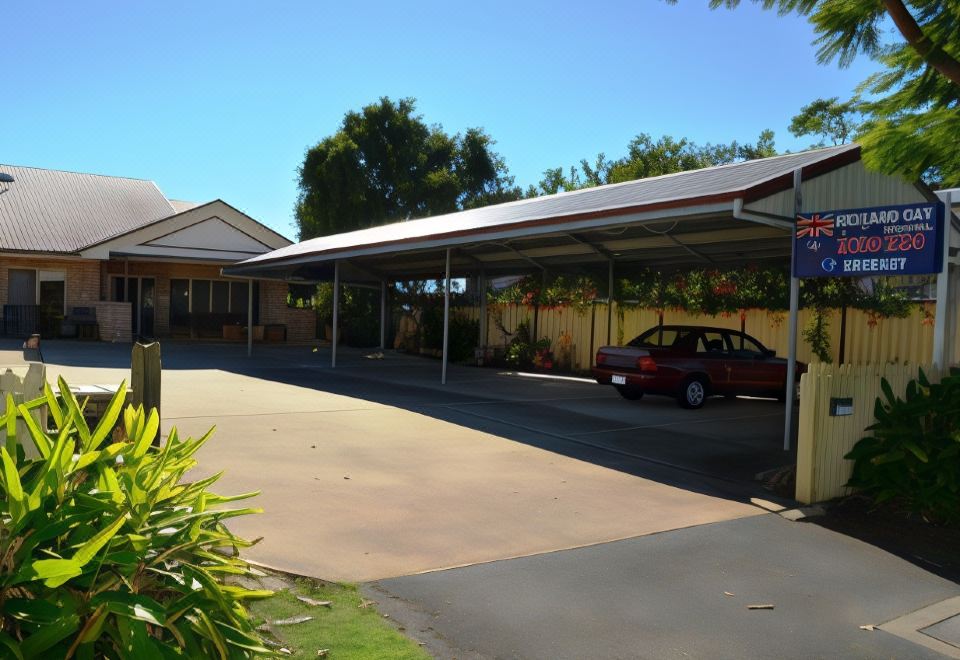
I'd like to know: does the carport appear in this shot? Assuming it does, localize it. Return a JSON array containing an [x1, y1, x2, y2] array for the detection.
[[224, 144, 954, 450]]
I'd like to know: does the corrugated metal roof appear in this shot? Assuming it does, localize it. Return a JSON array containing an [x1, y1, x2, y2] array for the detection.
[[0, 165, 175, 253], [168, 199, 201, 214], [234, 144, 859, 270]]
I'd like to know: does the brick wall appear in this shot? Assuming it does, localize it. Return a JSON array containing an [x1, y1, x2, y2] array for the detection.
[[0, 256, 100, 310], [103, 261, 315, 342], [2, 257, 314, 343], [258, 280, 317, 342], [94, 301, 133, 342]]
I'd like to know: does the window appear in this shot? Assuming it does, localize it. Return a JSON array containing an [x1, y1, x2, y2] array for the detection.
[[192, 281, 211, 315], [729, 332, 767, 358], [212, 281, 230, 313], [629, 326, 690, 348], [696, 331, 729, 355], [7, 269, 36, 305]]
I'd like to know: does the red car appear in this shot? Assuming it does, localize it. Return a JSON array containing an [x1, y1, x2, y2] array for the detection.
[[593, 325, 806, 409]]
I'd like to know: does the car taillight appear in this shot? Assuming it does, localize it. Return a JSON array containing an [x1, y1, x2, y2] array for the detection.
[[636, 356, 657, 372], [596, 352, 607, 365]]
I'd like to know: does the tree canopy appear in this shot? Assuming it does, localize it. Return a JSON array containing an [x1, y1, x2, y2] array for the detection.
[[705, 0, 960, 187], [295, 97, 521, 239], [789, 97, 861, 146], [530, 130, 777, 195]]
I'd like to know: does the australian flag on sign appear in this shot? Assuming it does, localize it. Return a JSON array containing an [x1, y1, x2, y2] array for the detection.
[[796, 213, 835, 238]]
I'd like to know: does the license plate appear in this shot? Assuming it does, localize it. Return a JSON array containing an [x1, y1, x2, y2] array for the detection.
[[612, 374, 626, 385]]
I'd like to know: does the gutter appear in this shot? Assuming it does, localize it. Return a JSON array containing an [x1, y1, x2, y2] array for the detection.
[[731, 198, 794, 230]]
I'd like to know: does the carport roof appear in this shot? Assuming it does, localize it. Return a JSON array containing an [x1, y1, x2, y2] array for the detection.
[[222, 144, 867, 282]]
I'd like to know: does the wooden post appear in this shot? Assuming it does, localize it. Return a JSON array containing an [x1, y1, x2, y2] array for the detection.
[[131, 341, 161, 445]]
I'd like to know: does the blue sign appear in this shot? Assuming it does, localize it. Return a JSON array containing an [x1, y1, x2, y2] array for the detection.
[[794, 202, 944, 278]]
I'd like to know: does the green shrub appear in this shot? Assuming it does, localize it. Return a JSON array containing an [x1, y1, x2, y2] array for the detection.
[[420, 309, 479, 362], [0, 378, 273, 658], [505, 321, 534, 369], [845, 368, 960, 523]]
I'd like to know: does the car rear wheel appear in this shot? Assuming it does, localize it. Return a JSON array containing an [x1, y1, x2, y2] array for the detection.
[[678, 376, 707, 409], [615, 385, 644, 401]]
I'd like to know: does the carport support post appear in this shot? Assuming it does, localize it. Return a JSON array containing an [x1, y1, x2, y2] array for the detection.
[[478, 270, 487, 350], [246, 278, 253, 357], [784, 168, 802, 452], [607, 260, 614, 345], [441, 248, 451, 385], [933, 190, 953, 368], [332, 260, 340, 368], [379, 280, 387, 351]]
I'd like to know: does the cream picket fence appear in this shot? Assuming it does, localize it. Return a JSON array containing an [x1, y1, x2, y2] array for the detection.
[[475, 303, 938, 370], [795, 362, 943, 504]]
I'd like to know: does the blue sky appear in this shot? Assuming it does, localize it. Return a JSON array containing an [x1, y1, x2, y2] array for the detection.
[[2, 1, 883, 239]]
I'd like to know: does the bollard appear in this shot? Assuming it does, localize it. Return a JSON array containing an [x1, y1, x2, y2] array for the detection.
[[131, 341, 162, 445]]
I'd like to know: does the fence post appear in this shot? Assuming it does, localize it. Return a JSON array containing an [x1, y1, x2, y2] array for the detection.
[[131, 341, 162, 445], [794, 364, 818, 504]]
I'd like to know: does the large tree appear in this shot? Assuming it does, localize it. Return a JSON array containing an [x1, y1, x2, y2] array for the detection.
[[789, 97, 862, 146], [703, 0, 960, 186], [530, 130, 777, 195], [295, 97, 521, 239]]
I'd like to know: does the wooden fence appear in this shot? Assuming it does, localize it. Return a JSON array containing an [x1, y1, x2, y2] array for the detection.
[[471, 302, 940, 371], [795, 362, 943, 504]]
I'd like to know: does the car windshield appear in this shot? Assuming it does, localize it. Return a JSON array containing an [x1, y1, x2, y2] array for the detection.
[[628, 327, 690, 348]]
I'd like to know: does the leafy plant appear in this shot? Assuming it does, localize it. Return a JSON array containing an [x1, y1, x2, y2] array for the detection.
[[845, 369, 960, 524], [0, 379, 272, 658], [505, 321, 534, 369]]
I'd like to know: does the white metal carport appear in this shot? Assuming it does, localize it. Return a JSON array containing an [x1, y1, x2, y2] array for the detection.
[[224, 144, 958, 450]]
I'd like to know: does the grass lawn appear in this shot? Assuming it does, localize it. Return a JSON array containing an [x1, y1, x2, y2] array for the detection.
[[249, 577, 429, 659]]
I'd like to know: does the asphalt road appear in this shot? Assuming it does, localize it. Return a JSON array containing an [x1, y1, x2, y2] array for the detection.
[[370, 514, 960, 660]]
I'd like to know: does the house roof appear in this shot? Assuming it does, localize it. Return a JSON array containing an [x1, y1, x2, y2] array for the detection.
[[231, 144, 860, 273], [0, 165, 290, 258], [0, 165, 176, 253]]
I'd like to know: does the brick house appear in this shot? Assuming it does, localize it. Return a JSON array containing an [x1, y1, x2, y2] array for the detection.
[[0, 165, 315, 343]]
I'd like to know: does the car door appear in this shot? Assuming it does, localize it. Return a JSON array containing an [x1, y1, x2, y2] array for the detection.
[[694, 330, 733, 394], [726, 331, 778, 394]]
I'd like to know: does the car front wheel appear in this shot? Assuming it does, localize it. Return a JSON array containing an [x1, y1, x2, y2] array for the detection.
[[679, 377, 707, 409], [615, 385, 644, 401]]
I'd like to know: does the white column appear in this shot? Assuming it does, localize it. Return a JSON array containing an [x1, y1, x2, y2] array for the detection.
[[441, 248, 451, 385], [332, 260, 340, 368], [380, 280, 387, 351], [246, 278, 253, 357], [607, 260, 614, 345], [784, 168, 802, 452], [933, 191, 953, 368], [478, 270, 487, 349]]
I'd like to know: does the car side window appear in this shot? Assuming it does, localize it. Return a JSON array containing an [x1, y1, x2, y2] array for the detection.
[[729, 332, 766, 358], [696, 331, 729, 355]]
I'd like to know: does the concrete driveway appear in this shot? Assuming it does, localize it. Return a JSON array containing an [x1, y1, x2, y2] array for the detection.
[[25, 340, 782, 581]]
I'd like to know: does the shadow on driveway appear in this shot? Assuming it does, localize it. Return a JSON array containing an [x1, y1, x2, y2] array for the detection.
[[28, 339, 797, 507]]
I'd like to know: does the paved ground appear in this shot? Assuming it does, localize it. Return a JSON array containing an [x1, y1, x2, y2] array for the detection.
[[9, 339, 957, 658], [16, 340, 782, 581], [369, 515, 960, 660]]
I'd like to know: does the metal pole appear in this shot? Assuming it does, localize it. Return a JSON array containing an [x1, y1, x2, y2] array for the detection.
[[380, 280, 387, 350], [332, 260, 340, 368], [784, 168, 802, 452], [246, 278, 253, 357], [933, 191, 953, 367], [478, 270, 487, 349], [607, 260, 614, 345], [441, 248, 451, 385]]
